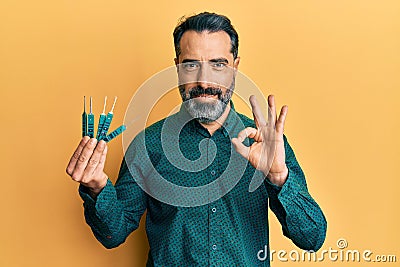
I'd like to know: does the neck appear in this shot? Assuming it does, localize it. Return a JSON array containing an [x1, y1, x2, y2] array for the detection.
[[199, 102, 231, 135]]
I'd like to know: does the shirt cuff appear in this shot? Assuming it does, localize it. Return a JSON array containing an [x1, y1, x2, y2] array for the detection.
[[276, 167, 313, 208], [79, 184, 95, 204], [78, 179, 118, 218], [264, 175, 284, 192]]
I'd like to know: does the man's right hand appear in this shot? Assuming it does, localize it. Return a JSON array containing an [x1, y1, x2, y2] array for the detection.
[[66, 136, 109, 198]]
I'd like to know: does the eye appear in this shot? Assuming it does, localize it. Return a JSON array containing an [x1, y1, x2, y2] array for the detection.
[[182, 62, 200, 71], [211, 62, 227, 70]]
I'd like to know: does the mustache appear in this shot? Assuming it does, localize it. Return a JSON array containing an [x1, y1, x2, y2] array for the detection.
[[188, 86, 223, 99]]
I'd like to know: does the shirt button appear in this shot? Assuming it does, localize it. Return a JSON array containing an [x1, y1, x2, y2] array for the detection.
[[212, 244, 217, 250], [212, 207, 217, 213], [106, 235, 112, 239], [211, 170, 216, 175]]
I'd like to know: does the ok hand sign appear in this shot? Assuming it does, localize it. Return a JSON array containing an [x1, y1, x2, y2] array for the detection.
[[232, 95, 289, 188]]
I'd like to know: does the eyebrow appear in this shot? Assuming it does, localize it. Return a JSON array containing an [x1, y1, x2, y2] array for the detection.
[[209, 58, 229, 64], [181, 58, 229, 64], [182, 59, 200, 63]]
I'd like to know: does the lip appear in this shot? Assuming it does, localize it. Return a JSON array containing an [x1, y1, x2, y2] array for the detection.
[[194, 94, 218, 99]]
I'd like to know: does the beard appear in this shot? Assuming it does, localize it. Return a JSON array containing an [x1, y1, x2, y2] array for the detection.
[[179, 81, 234, 124]]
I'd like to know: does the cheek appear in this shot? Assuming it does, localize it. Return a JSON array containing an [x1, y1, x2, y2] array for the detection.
[[206, 70, 235, 90], [220, 72, 235, 89], [220, 87, 232, 98]]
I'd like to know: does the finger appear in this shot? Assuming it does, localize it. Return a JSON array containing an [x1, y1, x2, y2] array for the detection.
[[83, 145, 108, 186], [267, 95, 277, 127], [83, 140, 107, 177], [249, 95, 267, 128], [276, 105, 288, 134], [237, 127, 258, 142], [231, 138, 250, 159], [81, 145, 108, 188], [66, 136, 90, 176], [71, 138, 98, 181], [91, 145, 108, 181], [97, 145, 108, 171]]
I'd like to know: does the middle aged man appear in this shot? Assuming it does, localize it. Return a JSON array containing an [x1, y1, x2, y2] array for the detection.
[[66, 12, 327, 266]]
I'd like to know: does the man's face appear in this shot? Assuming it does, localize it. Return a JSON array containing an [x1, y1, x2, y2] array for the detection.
[[175, 30, 240, 123]]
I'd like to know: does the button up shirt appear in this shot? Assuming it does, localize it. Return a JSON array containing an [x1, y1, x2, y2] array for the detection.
[[79, 102, 327, 267]]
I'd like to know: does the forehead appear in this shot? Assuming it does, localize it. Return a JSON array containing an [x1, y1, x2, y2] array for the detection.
[[178, 30, 232, 60]]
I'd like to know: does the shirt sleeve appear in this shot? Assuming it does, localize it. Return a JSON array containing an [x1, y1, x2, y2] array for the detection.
[[78, 147, 147, 249], [265, 135, 327, 251]]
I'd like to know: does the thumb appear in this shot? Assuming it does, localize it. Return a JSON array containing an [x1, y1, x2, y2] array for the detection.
[[231, 138, 250, 160]]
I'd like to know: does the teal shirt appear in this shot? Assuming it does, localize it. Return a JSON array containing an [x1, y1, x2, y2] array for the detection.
[[79, 102, 327, 267]]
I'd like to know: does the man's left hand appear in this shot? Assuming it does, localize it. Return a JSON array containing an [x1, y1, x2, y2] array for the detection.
[[232, 95, 288, 187]]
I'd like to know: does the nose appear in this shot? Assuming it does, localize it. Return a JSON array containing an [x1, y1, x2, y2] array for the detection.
[[197, 63, 213, 89]]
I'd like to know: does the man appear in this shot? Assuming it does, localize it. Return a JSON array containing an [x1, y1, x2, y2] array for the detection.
[[66, 12, 327, 266]]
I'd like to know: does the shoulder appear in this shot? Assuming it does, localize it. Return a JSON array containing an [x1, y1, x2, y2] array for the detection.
[[130, 112, 182, 150], [124, 116, 170, 162], [143, 117, 167, 138]]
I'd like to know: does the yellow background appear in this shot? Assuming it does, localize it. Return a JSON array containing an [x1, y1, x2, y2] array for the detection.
[[1, 0, 399, 266]]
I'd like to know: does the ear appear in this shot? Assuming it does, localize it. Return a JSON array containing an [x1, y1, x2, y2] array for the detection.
[[174, 57, 179, 73], [233, 56, 240, 76], [233, 56, 240, 70]]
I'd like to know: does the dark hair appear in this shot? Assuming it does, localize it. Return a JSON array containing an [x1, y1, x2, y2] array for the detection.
[[173, 12, 239, 59]]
